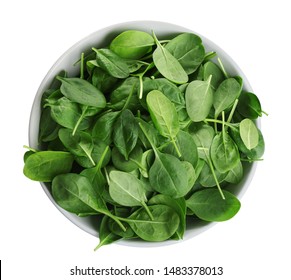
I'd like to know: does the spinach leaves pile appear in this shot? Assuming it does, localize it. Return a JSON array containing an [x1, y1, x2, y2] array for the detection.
[[23, 30, 265, 249]]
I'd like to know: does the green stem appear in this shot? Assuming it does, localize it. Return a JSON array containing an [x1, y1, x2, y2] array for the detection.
[[227, 99, 239, 124], [202, 149, 225, 200], [121, 85, 135, 111], [96, 146, 109, 170], [80, 52, 85, 79], [204, 118, 235, 128], [170, 136, 182, 158], [84, 149, 96, 166], [141, 201, 154, 220], [138, 74, 143, 99], [105, 212, 126, 231], [261, 110, 269, 116], [217, 57, 229, 79], [138, 122, 159, 156], [129, 158, 147, 172], [23, 145, 38, 153], [72, 106, 87, 136]]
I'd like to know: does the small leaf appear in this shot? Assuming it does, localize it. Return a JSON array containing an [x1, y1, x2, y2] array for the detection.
[[239, 118, 259, 150], [186, 189, 241, 222], [152, 32, 188, 84], [185, 76, 213, 122]]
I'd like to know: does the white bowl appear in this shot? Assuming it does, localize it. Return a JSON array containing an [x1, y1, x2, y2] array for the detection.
[[28, 20, 258, 247]]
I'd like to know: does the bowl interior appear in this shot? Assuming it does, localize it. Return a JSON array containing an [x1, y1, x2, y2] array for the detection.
[[29, 20, 258, 247]]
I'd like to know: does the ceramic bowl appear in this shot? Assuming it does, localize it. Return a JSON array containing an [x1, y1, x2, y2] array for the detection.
[[28, 20, 258, 247]]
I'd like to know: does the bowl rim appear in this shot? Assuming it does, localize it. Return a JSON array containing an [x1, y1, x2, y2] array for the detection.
[[28, 20, 259, 248]]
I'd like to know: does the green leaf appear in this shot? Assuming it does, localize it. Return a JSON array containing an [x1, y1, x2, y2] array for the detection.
[[185, 76, 213, 122], [108, 170, 147, 207], [52, 173, 126, 230], [237, 92, 262, 119], [152, 32, 188, 84], [47, 97, 91, 131], [149, 194, 186, 240], [186, 189, 241, 221], [210, 132, 240, 173], [95, 216, 121, 251], [239, 118, 259, 150], [110, 30, 154, 59], [113, 109, 138, 160], [165, 32, 205, 74], [126, 205, 180, 241], [57, 77, 106, 108], [203, 61, 225, 90], [149, 152, 189, 198], [23, 151, 74, 182], [146, 90, 179, 139], [59, 128, 96, 166], [213, 78, 241, 117], [93, 48, 130, 78]]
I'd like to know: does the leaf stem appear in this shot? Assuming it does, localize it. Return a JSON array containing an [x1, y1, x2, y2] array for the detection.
[[72, 106, 87, 136], [138, 122, 158, 155], [202, 149, 225, 200], [170, 136, 182, 158], [80, 52, 85, 79], [227, 99, 239, 124], [217, 57, 229, 79], [141, 201, 154, 220], [261, 110, 269, 116], [105, 212, 126, 232], [23, 145, 38, 153], [204, 118, 235, 128], [96, 146, 109, 170]]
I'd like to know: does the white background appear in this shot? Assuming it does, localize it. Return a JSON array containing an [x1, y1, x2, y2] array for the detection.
[[1, 0, 290, 279]]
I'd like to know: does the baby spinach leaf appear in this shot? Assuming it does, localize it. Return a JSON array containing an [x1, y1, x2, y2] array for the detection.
[[113, 109, 138, 160], [92, 111, 120, 145], [125, 205, 180, 241], [76, 140, 111, 169], [149, 151, 190, 198], [210, 132, 240, 173], [237, 91, 262, 119], [109, 77, 140, 111], [46, 97, 91, 131], [59, 128, 95, 166], [225, 161, 243, 184], [111, 146, 143, 172], [229, 126, 265, 160], [94, 215, 121, 251], [142, 78, 185, 106], [109, 170, 147, 207], [149, 194, 186, 240], [162, 130, 198, 166], [152, 32, 188, 84], [91, 67, 118, 94], [203, 61, 225, 90], [213, 77, 241, 117], [239, 118, 259, 150], [38, 107, 60, 143], [139, 122, 189, 198], [109, 170, 153, 219], [165, 32, 205, 74], [52, 173, 126, 230], [186, 189, 241, 222], [185, 76, 213, 122], [188, 122, 215, 160], [198, 161, 227, 188], [146, 90, 180, 139], [110, 30, 154, 59], [57, 76, 106, 108], [23, 151, 74, 182], [93, 48, 130, 79]]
